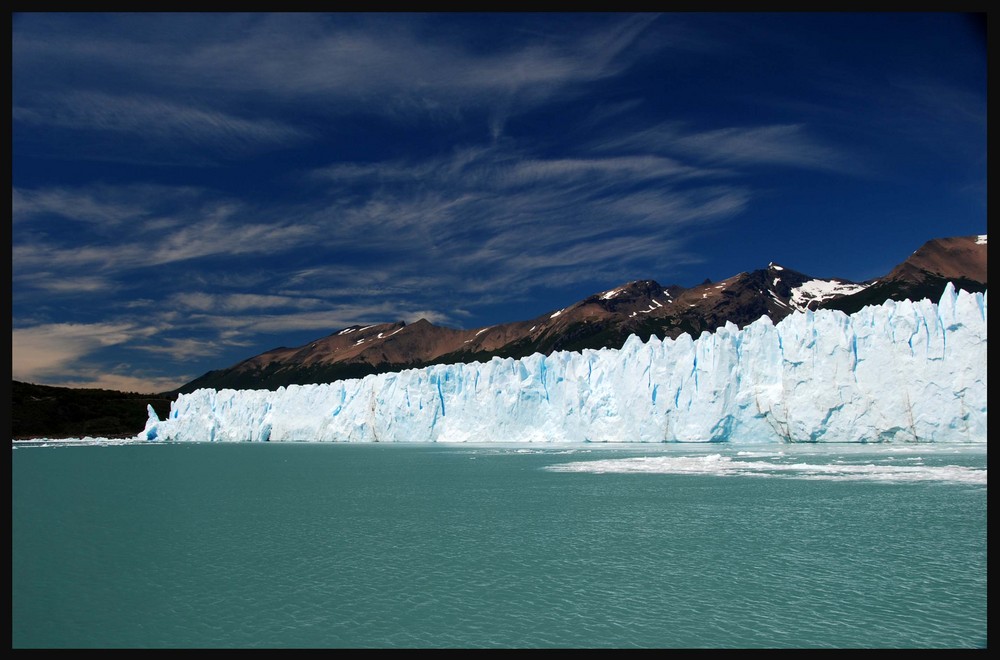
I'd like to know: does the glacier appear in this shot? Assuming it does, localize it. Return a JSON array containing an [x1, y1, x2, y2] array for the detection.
[[142, 283, 987, 444]]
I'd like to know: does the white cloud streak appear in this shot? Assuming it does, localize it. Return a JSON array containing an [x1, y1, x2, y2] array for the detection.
[[14, 91, 310, 151], [13, 186, 155, 225], [591, 122, 856, 174], [12, 187, 319, 273], [169, 292, 328, 313]]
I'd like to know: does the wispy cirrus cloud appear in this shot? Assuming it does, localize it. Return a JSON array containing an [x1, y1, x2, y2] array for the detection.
[[132, 336, 249, 359], [12, 222, 315, 276], [13, 125, 752, 356], [12, 186, 319, 274], [299, 142, 750, 296], [591, 122, 857, 174], [11, 322, 157, 383], [14, 91, 310, 153], [497, 155, 718, 187], [669, 124, 855, 172], [13, 183, 209, 226], [13, 13, 670, 143], [13, 185, 158, 225], [10, 312, 214, 391], [180, 13, 661, 103], [169, 292, 328, 313]]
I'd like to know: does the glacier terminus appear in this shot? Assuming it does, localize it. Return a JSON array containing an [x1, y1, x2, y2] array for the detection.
[[142, 283, 986, 444]]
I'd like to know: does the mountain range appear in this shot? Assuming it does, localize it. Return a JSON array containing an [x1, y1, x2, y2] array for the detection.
[[176, 234, 988, 394]]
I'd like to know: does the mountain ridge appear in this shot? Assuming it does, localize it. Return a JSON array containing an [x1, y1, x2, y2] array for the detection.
[[176, 234, 987, 394]]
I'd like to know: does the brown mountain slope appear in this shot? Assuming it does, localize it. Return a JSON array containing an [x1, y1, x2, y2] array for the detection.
[[820, 234, 987, 315], [885, 235, 987, 284]]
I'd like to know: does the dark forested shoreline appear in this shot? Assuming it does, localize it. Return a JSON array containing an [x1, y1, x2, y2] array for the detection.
[[11, 381, 174, 440]]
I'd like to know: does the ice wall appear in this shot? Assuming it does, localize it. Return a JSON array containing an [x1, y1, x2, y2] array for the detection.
[[142, 284, 987, 444]]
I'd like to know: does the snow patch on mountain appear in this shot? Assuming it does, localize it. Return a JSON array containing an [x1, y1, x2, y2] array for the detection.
[[789, 279, 869, 312]]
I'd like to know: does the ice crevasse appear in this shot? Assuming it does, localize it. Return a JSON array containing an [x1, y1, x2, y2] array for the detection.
[[142, 283, 987, 444]]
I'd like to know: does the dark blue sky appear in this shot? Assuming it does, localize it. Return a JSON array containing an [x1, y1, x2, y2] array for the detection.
[[12, 12, 987, 393]]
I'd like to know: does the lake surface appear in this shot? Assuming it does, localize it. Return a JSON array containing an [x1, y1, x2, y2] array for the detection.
[[12, 442, 987, 649]]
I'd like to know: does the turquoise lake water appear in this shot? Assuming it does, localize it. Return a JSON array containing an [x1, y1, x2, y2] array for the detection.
[[11, 442, 986, 649]]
